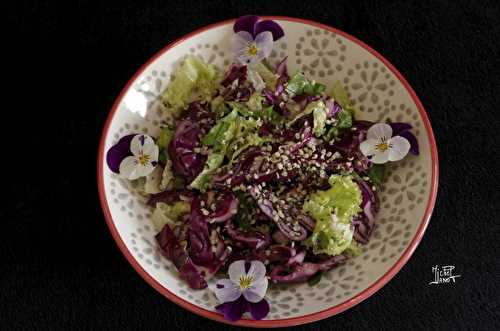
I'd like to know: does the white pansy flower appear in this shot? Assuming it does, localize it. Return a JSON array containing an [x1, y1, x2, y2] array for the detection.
[[360, 123, 410, 164], [119, 134, 159, 180], [211, 260, 268, 304]]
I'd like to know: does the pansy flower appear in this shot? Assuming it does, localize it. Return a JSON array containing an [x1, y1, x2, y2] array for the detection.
[[106, 134, 159, 179], [389, 122, 420, 155], [211, 260, 270, 321], [360, 123, 411, 164], [232, 15, 284, 64]]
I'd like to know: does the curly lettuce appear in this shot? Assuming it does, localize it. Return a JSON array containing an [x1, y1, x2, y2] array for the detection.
[[161, 55, 219, 114], [303, 175, 362, 256]]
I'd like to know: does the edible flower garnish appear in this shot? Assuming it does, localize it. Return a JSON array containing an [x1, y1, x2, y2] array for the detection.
[[232, 15, 284, 64], [106, 134, 159, 179], [360, 123, 410, 164], [211, 260, 270, 321]]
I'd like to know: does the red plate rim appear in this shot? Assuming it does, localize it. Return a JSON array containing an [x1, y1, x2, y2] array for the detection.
[[97, 16, 439, 328]]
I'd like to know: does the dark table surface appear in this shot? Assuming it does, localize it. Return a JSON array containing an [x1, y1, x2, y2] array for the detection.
[[4, 0, 500, 330]]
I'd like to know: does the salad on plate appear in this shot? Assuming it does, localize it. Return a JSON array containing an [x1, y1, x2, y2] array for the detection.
[[106, 15, 419, 321]]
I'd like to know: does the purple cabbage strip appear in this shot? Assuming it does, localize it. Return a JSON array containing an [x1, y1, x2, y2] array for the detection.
[[168, 119, 206, 182], [352, 179, 380, 244], [325, 98, 342, 118], [147, 189, 194, 207], [269, 255, 346, 283], [249, 186, 308, 241], [225, 220, 271, 250], [155, 224, 208, 289], [188, 197, 215, 266], [221, 64, 248, 87], [206, 192, 239, 224]]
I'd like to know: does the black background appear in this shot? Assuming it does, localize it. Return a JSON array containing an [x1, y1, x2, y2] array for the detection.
[[4, 0, 500, 330]]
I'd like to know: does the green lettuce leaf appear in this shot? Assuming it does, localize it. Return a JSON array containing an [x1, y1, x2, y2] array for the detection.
[[344, 241, 363, 258], [246, 92, 265, 112], [313, 104, 328, 137], [189, 153, 224, 192], [286, 72, 326, 96], [330, 81, 351, 109], [152, 201, 191, 231], [285, 72, 308, 95], [202, 108, 239, 151], [252, 62, 277, 89], [161, 55, 218, 114], [330, 81, 354, 129], [303, 175, 362, 256], [288, 100, 325, 127], [157, 127, 174, 150], [337, 109, 353, 129]]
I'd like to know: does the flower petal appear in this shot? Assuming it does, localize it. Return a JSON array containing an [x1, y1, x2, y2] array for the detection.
[[246, 260, 267, 282], [141, 135, 159, 158], [106, 134, 135, 173], [254, 31, 273, 61], [216, 296, 249, 322], [248, 298, 270, 320], [397, 130, 419, 155], [242, 277, 268, 303], [388, 136, 411, 161], [367, 123, 392, 141], [119, 155, 139, 179], [133, 162, 156, 179], [130, 134, 156, 156], [228, 260, 247, 282], [233, 15, 259, 36], [389, 122, 413, 136], [255, 20, 284, 41], [212, 279, 241, 303], [232, 31, 255, 64], [370, 149, 390, 164], [359, 138, 379, 157]]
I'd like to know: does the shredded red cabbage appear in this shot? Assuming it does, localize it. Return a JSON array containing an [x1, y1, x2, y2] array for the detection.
[[149, 57, 418, 289]]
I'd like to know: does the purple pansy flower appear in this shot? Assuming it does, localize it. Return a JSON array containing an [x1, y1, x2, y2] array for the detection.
[[106, 134, 159, 179], [211, 260, 270, 321], [232, 15, 284, 65]]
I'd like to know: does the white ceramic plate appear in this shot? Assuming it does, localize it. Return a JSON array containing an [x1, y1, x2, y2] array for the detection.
[[97, 17, 438, 327]]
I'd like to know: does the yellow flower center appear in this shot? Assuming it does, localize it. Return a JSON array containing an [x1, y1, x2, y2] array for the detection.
[[376, 142, 389, 152], [246, 43, 259, 57], [238, 275, 254, 290], [137, 153, 150, 166]]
